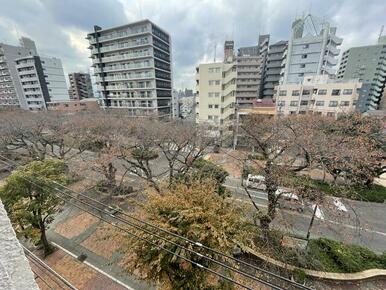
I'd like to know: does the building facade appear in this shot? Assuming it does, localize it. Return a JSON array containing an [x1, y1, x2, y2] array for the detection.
[[40, 57, 69, 101], [87, 20, 172, 117], [68, 72, 94, 100], [337, 40, 386, 111], [15, 56, 50, 111], [195, 62, 236, 138], [263, 40, 288, 98], [235, 34, 270, 108], [0, 38, 37, 109], [46, 98, 99, 112], [275, 75, 361, 118], [283, 14, 342, 84]]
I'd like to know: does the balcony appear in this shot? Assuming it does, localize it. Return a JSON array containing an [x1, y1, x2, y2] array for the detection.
[[98, 73, 154, 82], [91, 40, 151, 54], [89, 27, 151, 44], [104, 84, 154, 91], [92, 52, 152, 64]]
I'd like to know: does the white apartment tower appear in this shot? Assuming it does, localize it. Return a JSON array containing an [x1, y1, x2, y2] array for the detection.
[[283, 14, 342, 84], [87, 20, 172, 117]]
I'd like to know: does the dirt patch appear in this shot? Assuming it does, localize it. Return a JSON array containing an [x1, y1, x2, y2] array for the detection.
[[81, 224, 126, 258], [55, 212, 99, 239], [205, 150, 246, 178]]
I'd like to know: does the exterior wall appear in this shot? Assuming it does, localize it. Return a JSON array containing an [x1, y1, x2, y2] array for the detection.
[[195, 62, 236, 137], [275, 75, 361, 118], [46, 99, 100, 112], [40, 57, 69, 101], [337, 44, 386, 111], [224, 40, 235, 63], [68, 72, 94, 100], [87, 20, 172, 117], [15, 56, 50, 111], [263, 40, 288, 98], [283, 15, 342, 84], [0, 201, 39, 290], [0, 39, 38, 109]]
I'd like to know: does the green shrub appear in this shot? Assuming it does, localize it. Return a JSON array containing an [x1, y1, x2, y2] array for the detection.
[[307, 238, 385, 273]]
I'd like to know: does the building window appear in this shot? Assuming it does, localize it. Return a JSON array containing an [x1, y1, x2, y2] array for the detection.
[[302, 90, 310, 95], [303, 44, 309, 49], [215, 92, 220, 97], [214, 104, 219, 109], [343, 89, 353, 95], [329, 101, 338, 107], [298, 73, 304, 77], [300, 64, 306, 68], [290, 101, 299, 106], [315, 101, 325, 106], [300, 100, 308, 106], [208, 104, 213, 108], [279, 90, 287, 96], [301, 54, 308, 59], [290, 111, 297, 115], [277, 101, 285, 106], [208, 115, 213, 120], [340, 101, 350, 106], [299, 111, 307, 114], [208, 92, 214, 97], [327, 112, 335, 117], [292, 90, 300, 96], [208, 80, 220, 85], [318, 89, 327, 95], [331, 89, 341, 96]]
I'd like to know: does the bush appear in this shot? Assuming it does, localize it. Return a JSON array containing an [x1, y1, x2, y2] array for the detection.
[[307, 238, 386, 273]]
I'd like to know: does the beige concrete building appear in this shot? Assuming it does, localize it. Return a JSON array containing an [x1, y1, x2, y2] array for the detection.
[[195, 62, 236, 138], [274, 75, 361, 118], [46, 98, 100, 112]]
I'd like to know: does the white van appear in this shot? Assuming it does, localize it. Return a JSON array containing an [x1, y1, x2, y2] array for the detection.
[[245, 174, 266, 189]]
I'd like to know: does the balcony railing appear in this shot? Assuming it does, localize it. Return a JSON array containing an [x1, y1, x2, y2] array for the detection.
[[91, 40, 150, 54], [93, 52, 152, 64], [97, 73, 154, 82], [89, 27, 150, 44], [94, 63, 153, 73]]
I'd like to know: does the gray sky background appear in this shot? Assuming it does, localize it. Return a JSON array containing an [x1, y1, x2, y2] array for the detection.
[[0, 0, 385, 89]]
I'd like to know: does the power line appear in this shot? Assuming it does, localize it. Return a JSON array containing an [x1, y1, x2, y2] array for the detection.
[[31, 268, 55, 290], [23, 245, 77, 290], [0, 157, 258, 290], [52, 180, 310, 290], [1, 155, 311, 289]]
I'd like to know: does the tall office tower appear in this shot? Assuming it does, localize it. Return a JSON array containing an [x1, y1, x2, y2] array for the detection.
[[87, 20, 172, 117], [15, 56, 50, 111], [262, 40, 288, 98], [224, 40, 235, 63], [40, 57, 69, 101], [0, 37, 37, 109], [68, 72, 94, 100], [235, 34, 270, 108], [195, 62, 236, 141], [337, 38, 386, 111], [282, 14, 342, 84]]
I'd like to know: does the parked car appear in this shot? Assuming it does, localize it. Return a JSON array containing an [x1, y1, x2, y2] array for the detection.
[[275, 188, 304, 212], [245, 174, 266, 189]]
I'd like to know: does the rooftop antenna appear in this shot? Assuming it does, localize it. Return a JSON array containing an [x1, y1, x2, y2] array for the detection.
[[379, 25, 384, 42], [213, 42, 217, 62]]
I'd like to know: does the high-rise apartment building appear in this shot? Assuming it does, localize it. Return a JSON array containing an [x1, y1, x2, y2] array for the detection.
[[87, 20, 172, 117], [263, 40, 288, 98], [337, 39, 386, 111], [0, 38, 37, 109], [40, 57, 69, 101], [0, 37, 69, 110], [283, 14, 342, 84], [235, 34, 270, 108], [68, 72, 94, 100], [195, 62, 236, 139], [15, 56, 50, 111], [275, 75, 361, 117]]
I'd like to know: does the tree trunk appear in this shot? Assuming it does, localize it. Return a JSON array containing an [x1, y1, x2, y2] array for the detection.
[[38, 217, 52, 256]]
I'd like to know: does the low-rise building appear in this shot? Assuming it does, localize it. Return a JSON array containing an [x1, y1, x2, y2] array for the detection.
[[195, 62, 236, 140], [46, 98, 100, 112], [274, 75, 361, 118]]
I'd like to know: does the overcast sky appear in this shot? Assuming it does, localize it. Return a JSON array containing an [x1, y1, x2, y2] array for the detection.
[[0, 0, 385, 89]]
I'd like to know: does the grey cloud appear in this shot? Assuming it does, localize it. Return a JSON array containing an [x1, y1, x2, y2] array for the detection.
[[0, 0, 385, 89]]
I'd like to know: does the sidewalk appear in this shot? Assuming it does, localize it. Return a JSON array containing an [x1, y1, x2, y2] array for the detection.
[[47, 206, 154, 290]]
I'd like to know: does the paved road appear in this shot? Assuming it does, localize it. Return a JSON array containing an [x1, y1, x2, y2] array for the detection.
[[224, 177, 386, 253]]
